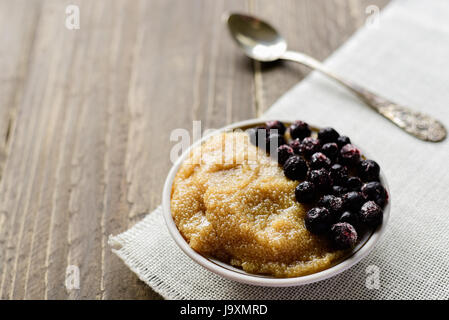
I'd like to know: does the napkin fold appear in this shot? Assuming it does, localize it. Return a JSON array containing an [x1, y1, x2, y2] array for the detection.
[[109, 0, 449, 300]]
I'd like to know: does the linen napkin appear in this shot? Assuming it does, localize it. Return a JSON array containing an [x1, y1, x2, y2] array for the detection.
[[109, 0, 449, 300]]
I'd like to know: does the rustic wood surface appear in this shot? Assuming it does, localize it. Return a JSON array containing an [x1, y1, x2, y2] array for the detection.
[[0, 0, 388, 299]]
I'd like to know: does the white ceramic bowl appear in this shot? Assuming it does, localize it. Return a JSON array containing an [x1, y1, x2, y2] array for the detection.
[[162, 119, 390, 287]]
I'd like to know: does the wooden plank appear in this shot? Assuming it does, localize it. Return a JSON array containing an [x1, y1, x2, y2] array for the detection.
[[104, 0, 256, 299], [0, 0, 41, 182], [0, 0, 151, 300], [250, 0, 390, 111]]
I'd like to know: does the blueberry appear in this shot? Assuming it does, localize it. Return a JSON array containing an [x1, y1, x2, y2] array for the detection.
[[346, 177, 363, 191], [359, 201, 383, 227], [310, 152, 331, 169], [295, 181, 316, 203], [308, 168, 333, 192], [289, 120, 311, 140], [361, 181, 388, 208], [289, 138, 302, 155], [300, 137, 321, 158], [276, 145, 294, 165], [339, 211, 359, 227], [330, 222, 358, 249], [340, 144, 361, 166], [265, 120, 286, 135], [305, 207, 333, 235], [318, 127, 340, 144], [342, 191, 364, 211], [332, 185, 348, 196], [337, 135, 351, 148], [283, 155, 308, 181], [358, 159, 380, 182], [330, 163, 348, 185], [317, 195, 343, 217], [266, 133, 285, 153], [321, 142, 339, 161]]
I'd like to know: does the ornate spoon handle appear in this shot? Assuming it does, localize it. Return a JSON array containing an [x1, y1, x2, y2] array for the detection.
[[281, 51, 447, 142]]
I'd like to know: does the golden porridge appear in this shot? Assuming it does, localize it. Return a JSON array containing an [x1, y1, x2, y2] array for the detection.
[[170, 131, 343, 277]]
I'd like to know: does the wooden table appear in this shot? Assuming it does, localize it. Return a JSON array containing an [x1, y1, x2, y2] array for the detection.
[[0, 0, 388, 299]]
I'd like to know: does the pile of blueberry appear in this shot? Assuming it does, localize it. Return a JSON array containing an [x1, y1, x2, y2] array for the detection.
[[247, 120, 388, 250]]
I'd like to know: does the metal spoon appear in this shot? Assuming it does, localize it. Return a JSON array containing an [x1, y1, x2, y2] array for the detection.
[[226, 13, 446, 142]]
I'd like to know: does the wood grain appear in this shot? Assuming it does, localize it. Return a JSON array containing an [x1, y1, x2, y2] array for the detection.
[[0, 0, 41, 184], [0, 0, 388, 299]]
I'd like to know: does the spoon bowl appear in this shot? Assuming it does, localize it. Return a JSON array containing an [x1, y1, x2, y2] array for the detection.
[[227, 13, 287, 62]]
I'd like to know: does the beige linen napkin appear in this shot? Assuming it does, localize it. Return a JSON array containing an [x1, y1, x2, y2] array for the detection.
[[109, 0, 449, 299]]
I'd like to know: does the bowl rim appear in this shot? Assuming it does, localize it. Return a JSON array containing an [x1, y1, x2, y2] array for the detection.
[[162, 118, 390, 287]]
